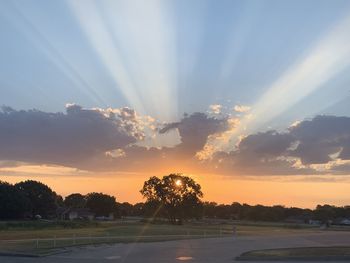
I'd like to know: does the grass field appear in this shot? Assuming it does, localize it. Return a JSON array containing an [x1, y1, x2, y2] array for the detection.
[[0, 219, 325, 256]]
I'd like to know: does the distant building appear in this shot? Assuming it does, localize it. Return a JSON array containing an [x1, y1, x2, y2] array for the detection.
[[56, 208, 95, 220], [332, 217, 350, 225], [95, 213, 114, 221], [309, 219, 322, 225], [285, 215, 310, 224]]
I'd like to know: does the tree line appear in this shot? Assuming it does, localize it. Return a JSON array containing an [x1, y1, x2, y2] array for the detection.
[[1, 175, 350, 224], [0, 180, 117, 219], [118, 202, 350, 224]]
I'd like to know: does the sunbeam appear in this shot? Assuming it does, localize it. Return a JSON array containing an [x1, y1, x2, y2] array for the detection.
[[102, 0, 178, 121], [67, 0, 146, 115], [213, 12, 350, 152], [68, 0, 178, 121], [0, 2, 106, 107], [3, 0, 350, 215], [218, 2, 262, 81], [196, 12, 350, 158], [242, 13, 350, 134]]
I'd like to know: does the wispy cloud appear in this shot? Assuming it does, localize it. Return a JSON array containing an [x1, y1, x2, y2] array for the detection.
[[234, 104, 251, 113], [209, 104, 222, 114], [0, 164, 89, 177]]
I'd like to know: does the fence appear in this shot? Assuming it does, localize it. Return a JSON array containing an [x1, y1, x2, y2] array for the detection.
[[0, 229, 235, 253]]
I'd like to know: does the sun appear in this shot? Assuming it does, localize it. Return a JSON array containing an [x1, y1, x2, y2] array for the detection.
[[175, 179, 182, 187]]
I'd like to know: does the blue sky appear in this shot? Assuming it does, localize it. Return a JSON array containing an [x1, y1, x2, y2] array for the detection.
[[1, 0, 350, 126], [1, 0, 350, 171], [2, 0, 350, 206]]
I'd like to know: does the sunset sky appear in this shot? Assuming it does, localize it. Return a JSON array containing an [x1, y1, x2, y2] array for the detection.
[[1, 0, 350, 208]]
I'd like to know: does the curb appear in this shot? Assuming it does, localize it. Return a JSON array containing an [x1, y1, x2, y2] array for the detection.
[[236, 255, 350, 261], [0, 252, 40, 258], [0, 248, 70, 258]]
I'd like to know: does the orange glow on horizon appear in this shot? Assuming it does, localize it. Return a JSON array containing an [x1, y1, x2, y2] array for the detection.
[[2, 168, 350, 209]]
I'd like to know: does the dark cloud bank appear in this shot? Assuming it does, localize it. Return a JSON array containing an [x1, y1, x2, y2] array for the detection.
[[0, 105, 141, 169], [1, 105, 350, 175]]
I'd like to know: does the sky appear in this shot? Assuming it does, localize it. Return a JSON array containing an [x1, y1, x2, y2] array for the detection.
[[1, 0, 350, 208]]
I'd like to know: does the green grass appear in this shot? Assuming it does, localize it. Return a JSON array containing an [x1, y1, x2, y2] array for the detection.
[[0, 220, 99, 231], [0, 221, 233, 255], [238, 247, 350, 261]]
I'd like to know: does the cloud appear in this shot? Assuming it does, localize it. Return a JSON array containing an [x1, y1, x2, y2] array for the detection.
[[2, 104, 350, 176], [105, 149, 126, 159], [0, 160, 22, 168], [289, 115, 350, 165], [0, 104, 143, 169], [97, 112, 234, 173], [210, 115, 350, 175], [209, 104, 222, 114], [0, 107, 232, 173], [210, 130, 314, 175], [160, 112, 230, 156], [196, 117, 240, 160], [0, 164, 89, 177], [236, 130, 294, 157], [234, 104, 251, 113]]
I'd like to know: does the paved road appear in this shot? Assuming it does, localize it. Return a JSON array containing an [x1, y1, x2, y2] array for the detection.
[[2, 231, 350, 263]]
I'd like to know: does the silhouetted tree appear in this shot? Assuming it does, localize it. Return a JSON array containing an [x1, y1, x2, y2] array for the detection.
[[15, 180, 57, 218], [64, 193, 86, 208], [3, 178, 350, 223], [142, 200, 164, 218], [140, 173, 203, 224], [181, 193, 203, 220], [132, 202, 145, 216], [55, 193, 64, 207], [116, 202, 136, 218], [203, 202, 218, 218], [231, 202, 243, 219], [85, 192, 117, 217], [314, 204, 336, 222], [0, 181, 31, 219]]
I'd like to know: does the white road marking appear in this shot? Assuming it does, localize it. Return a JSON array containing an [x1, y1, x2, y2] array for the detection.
[[105, 255, 121, 259], [176, 256, 194, 261]]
